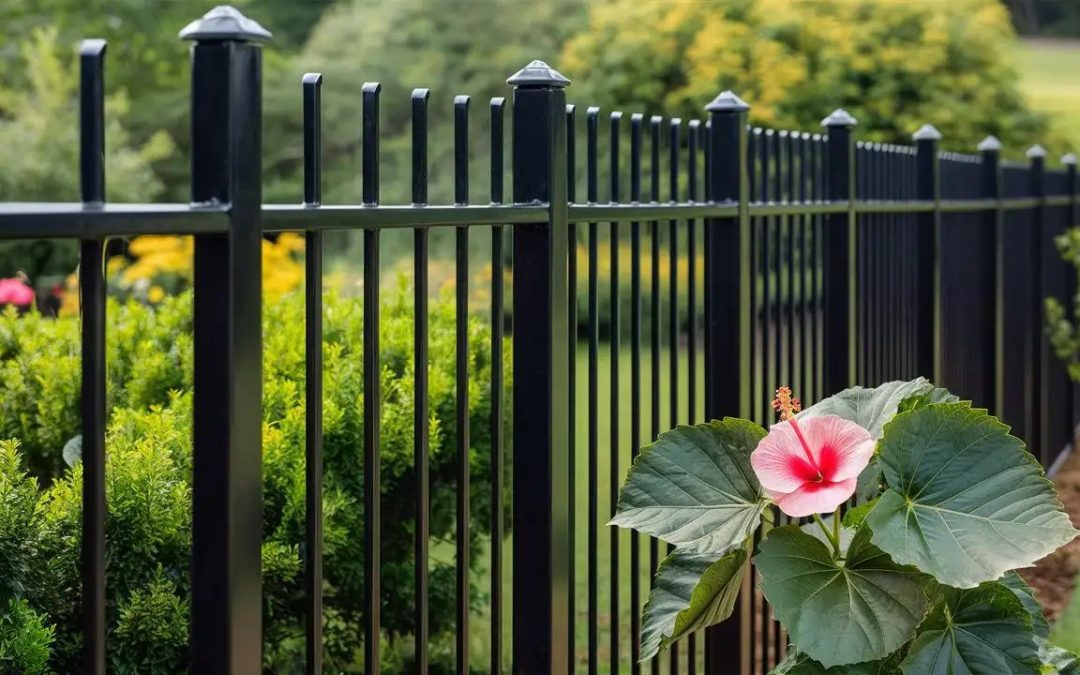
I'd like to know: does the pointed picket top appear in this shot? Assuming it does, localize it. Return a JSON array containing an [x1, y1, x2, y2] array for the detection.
[[912, 124, 942, 142], [1027, 144, 1047, 159], [80, 39, 107, 58], [1062, 153, 1077, 166], [705, 90, 750, 113], [179, 5, 272, 42], [977, 135, 1003, 153], [506, 60, 570, 88], [821, 108, 857, 128]]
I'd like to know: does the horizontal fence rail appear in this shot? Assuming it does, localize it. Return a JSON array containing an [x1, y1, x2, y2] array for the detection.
[[0, 6, 1077, 675]]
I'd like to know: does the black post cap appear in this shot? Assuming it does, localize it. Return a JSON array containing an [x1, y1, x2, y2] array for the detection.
[[506, 60, 570, 88], [705, 90, 750, 113], [179, 5, 272, 43], [821, 109, 857, 128], [912, 124, 942, 142]]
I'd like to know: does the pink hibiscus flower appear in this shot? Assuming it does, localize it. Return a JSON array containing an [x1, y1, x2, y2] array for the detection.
[[750, 388, 874, 517], [0, 278, 35, 307]]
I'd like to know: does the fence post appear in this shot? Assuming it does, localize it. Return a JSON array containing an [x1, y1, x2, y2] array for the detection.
[[180, 7, 269, 673], [507, 60, 571, 675], [702, 90, 751, 675], [913, 125, 941, 382], [821, 110, 857, 394], [1030, 144, 1048, 463], [979, 136, 1005, 415], [1064, 152, 1079, 435]]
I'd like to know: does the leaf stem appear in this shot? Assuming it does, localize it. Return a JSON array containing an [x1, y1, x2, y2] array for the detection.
[[833, 507, 841, 550], [812, 513, 839, 556]]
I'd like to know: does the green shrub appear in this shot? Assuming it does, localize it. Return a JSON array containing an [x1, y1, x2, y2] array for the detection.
[[0, 440, 52, 675], [0, 598, 53, 674], [0, 280, 509, 672]]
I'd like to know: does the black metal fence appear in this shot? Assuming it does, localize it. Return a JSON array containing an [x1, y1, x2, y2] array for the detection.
[[1, 6, 1077, 675]]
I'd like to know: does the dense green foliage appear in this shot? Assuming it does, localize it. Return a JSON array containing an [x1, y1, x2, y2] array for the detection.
[[0, 283, 508, 672], [562, 0, 1058, 153], [1, 0, 1067, 282]]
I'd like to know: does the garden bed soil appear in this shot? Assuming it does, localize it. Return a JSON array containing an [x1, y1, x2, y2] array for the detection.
[[1020, 446, 1080, 621]]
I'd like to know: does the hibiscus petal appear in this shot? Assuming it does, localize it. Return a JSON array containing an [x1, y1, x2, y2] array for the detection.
[[799, 415, 875, 482], [751, 423, 814, 493], [775, 478, 858, 517]]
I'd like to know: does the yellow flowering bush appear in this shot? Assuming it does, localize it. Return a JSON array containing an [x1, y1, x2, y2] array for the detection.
[[56, 234, 307, 315], [562, 0, 1058, 151]]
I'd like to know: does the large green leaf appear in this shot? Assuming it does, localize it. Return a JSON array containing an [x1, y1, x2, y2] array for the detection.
[[900, 583, 1040, 674], [756, 526, 927, 668], [798, 378, 953, 439], [866, 403, 1078, 588], [610, 419, 767, 554], [1002, 572, 1050, 638], [856, 457, 885, 501], [639, 547, 747, 660], [771, 649, 903, 674]]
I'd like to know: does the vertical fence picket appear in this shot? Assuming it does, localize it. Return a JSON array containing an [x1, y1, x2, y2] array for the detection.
[[610, 109, 623, 675], [490, 95, 506, 675], [648, 113, 663, 675], [301, 71, 324, 675], [629, 111, 644, 675], [667, 116, 682, 675], [412, 86, 431, 675], [1030, 145, 1049, 463], [686, 116, 700, 675], [78, 37, 107, 675], [453, 93, 472, 675], [361, 80, 383, 675], [586, 104, 601, 675], [1065, 153, 1079, 448], [565, 101, 577, 675]]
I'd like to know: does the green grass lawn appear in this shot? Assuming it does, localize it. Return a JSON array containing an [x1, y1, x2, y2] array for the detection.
[[1015, 38, 1080, 151]]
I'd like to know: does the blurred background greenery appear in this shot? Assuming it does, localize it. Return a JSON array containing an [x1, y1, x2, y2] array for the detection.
[[0, 0, 1077, 298]]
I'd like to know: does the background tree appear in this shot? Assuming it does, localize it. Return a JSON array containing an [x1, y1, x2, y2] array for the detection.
[[0, 27, 172, 284], [562, 0, 1059, 152]]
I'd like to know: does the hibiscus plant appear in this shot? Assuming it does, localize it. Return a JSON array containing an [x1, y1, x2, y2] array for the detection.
[[611, 379, 1080, 673]]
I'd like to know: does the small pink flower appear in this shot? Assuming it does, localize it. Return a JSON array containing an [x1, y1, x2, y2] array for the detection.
[[0, 278, 34, 307], [751, 415, 874, 517]]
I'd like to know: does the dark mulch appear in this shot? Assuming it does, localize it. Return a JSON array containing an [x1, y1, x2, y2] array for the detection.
[[1020, 445, 1080, 621]]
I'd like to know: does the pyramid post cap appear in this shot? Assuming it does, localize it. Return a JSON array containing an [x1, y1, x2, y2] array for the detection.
[[506, 60, 570, 88], [821, 108, 857, 128], [912, 124, 942, 142], [179, 5, 271, 42], [705, 90, 750, 113], [80, 39, 107, 57], [1062, 153, 1078, 166], [1027, 144, 1047, 159], [977, 135, 1002, 152]]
